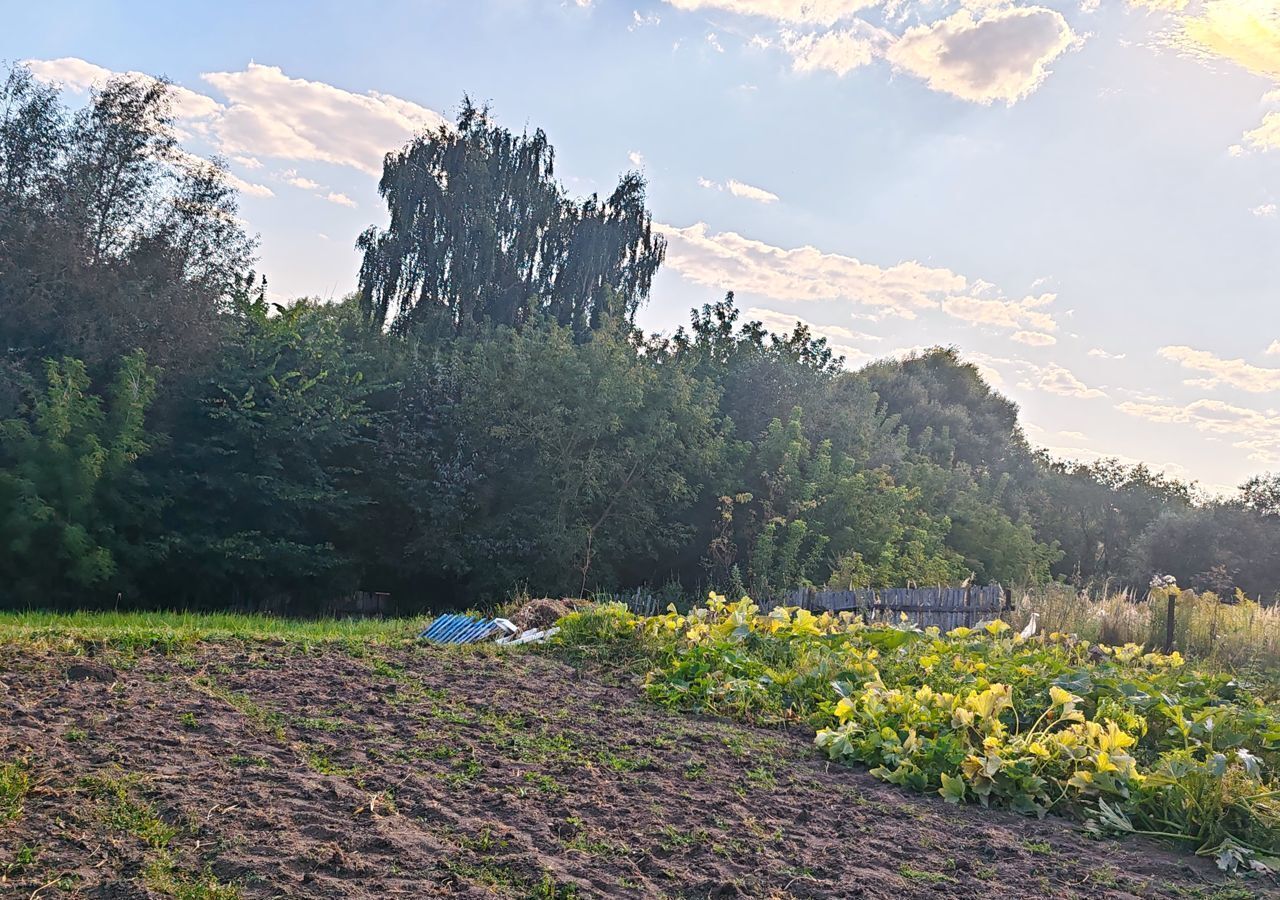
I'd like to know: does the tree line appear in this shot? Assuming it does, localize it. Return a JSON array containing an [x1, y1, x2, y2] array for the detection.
[[2, 66, 1277, 612]]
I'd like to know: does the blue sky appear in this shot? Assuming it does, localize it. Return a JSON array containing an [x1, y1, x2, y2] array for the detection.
[[6, 0, 1279, 493]]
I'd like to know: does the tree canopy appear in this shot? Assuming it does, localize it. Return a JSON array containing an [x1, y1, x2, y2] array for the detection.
[[0, 66, 252, 380], [357, 98, 665, 336], [2, 65, 1278, 612]]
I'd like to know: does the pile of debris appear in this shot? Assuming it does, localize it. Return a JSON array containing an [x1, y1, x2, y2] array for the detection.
[[510, 597, 587, 631], [419, 597, 588, 646]]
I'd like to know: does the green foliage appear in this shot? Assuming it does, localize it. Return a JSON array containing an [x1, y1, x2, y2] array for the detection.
[[613, 595, 1280, 872], [1034, 457, 1192, 584], [147, 284, 377, 606], [1126, 505, 1280, 601], [0, 352, 155, 603], [548, 603, 648, 666], [378, 319, 724, 598], [726, 407, 967, 595]]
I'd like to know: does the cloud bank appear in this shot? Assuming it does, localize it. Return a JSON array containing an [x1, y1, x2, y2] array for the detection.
[[663, 1, 1081, 106], [26, 58, 446, 176], [655, 221, 1060, 336]]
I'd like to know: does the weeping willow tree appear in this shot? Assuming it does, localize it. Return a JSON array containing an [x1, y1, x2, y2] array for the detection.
[[357, 97, 666, 335]]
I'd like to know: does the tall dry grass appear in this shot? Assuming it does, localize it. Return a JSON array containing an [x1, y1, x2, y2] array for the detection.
[[1010, 585, 1280, 672]]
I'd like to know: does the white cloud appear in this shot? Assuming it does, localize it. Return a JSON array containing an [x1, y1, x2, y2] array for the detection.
[[783, 26, 884, 75], [1267, 340, 1280, 355], [667, 1, 1082, 106], [942, 293, 1058, 332], [1174, 1, 1280, 80], [885, 6, 1078, 105], [275, 168, 357, 207], [697, 177, 781, 203], [662, 0, 879, 26], [659, 221, 957, 318], [1011, 329, 1057, 346], [280, 169, 320, 190], [222, 170, 274, 198], [628, 150, 646, 167], [726, 179, 780, 203], [963, 350, 1019, 389], [1089, 347, 1127, 359], [1162, 1, 1280, 152], [1116, 387, 1169, 402], [1024, 362, 1107, 398], [1118, 397, 1280, 466], [1245, 112, 1280, 151], [1158, 344, 1280, 393], [747, 307, 881, 341], [200, 64, 445, 175], [629, 9, 661, 29], [24, 57, 223, 122], [655, 221, 1060, 333], [707, 32, 726, 52], [1252, 203, 1277, 217], [26, 58, 447, 178]]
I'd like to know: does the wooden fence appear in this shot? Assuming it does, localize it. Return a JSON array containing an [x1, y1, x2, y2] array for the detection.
[[326, 591, 391, 618], [600, 589, 664, 617], [779, 586, 1008, 630], [610, 585, 1008, 630]]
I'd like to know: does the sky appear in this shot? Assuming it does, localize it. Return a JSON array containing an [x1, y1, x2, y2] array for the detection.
[[5, 0, 1279, 494]]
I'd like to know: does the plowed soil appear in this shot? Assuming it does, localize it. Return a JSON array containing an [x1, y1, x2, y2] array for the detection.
[[0, 640, 1269, 899]]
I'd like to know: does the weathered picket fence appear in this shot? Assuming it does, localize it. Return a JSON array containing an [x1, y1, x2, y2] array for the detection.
[[327, 590, 391, 617], [600, 589, 664, 617], [779, 585, 1008, 630], [609, 585, 1008, 630]]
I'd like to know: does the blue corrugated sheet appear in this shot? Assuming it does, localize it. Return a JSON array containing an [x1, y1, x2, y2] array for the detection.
[[419, 613, 502, 645]]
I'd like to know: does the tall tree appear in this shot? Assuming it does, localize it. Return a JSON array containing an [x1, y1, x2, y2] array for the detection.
[[1033, 457, 1192, 583], [0, 65, 253, 379], [357, 98, 665, 335]]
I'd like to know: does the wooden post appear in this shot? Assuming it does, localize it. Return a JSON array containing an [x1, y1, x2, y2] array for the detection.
[[1164, 594, 1176, 653]]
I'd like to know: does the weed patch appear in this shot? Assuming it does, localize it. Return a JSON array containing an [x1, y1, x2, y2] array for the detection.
[[0, 760, 31, 824]]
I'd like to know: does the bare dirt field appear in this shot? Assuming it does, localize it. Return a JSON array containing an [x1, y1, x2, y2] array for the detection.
[[0, 639, 1269, 899]]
